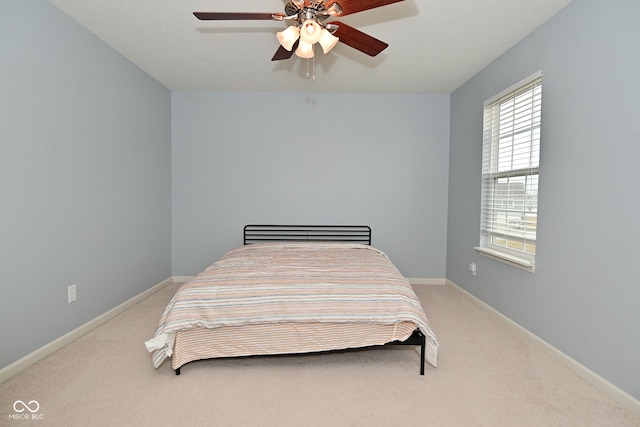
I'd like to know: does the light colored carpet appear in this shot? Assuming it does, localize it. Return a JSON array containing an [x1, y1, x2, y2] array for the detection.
[[1, 282, 639, 426]]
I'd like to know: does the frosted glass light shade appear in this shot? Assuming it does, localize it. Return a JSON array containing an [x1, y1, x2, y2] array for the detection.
[[277, 25, 300, 51], [318, 29, 339, 54], [295, 40, 314, 58], [299, 20, 322, 44]]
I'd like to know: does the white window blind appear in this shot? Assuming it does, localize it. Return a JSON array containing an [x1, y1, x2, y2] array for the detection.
[[477, 72, 542, 271]]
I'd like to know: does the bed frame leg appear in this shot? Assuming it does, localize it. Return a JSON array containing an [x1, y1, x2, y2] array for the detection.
[[420, 341, 425, 375], [175, 367, 181, 376]]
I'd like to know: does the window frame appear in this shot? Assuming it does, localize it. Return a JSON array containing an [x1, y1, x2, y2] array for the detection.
[[475, 71, 542, 273]]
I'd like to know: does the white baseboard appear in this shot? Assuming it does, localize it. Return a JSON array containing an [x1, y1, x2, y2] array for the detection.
[[409, 278, 446, 286], [0, 276, 175, 384], [445, 279, 640, 417], [172, 275, 194, 283]]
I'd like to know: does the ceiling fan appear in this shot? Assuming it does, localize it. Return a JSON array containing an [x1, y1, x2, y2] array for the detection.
[[193, 0, 405, 61]]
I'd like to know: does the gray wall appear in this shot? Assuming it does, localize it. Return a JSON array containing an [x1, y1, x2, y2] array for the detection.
[[446, 0, 640, 400], [0, 0, 172, 367], [171, 92, 450, 278]]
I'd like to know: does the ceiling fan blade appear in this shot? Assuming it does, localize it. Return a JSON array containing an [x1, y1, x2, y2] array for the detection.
[[331, 22, 388, 57], [326, 0, 405, 16], [193, 12, 285, 21], [272, 41, 298, 61]]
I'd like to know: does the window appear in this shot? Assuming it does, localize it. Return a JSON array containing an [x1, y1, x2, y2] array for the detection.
[[476, 71, 542, 272]]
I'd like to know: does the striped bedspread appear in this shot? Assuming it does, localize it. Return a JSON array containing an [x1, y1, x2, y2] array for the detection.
[[145, 243, 439, 369]]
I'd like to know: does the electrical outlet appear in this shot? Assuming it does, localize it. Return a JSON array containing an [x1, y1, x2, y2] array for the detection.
[[468, 263, 477, 276], [68, 284, 77, 303]]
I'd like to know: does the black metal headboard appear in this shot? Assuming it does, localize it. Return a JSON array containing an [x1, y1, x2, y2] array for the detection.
[[244, 225, 371, 245]]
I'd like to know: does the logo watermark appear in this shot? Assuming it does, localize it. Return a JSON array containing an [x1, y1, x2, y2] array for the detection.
[[8, 400, 44, 421]]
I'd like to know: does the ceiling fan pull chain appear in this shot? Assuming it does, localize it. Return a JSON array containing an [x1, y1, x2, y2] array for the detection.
[[306, 58, 316, 81], [304, 46, 316, 81]]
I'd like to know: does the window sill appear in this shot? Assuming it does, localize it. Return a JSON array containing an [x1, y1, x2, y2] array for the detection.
[[474, 247, 535, 273]]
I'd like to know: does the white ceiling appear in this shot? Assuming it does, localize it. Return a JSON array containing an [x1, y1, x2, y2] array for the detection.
[[47, 0, 572, 94]]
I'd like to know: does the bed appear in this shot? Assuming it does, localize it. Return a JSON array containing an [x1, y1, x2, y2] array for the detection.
[[145, 225, 439, 375]]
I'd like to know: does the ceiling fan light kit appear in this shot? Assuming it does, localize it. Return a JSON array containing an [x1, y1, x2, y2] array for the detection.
[[193, 0, 404, 77]]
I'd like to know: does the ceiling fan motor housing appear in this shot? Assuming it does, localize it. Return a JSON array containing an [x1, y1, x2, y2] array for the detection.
[[284, 1, 337, 24], [284, 1, 302, 16]]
